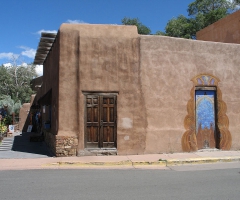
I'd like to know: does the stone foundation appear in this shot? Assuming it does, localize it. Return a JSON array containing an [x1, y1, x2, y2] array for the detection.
[[44, 131, 78, 156]]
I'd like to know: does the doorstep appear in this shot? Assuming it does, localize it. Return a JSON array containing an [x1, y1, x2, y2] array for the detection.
[[78, 148, 117, 156]]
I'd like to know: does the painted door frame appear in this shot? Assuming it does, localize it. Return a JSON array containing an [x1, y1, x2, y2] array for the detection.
[[195, 86, 218, 149], [182, 74, 232, 152]]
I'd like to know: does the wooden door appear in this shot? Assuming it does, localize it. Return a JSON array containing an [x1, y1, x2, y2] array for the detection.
[[85, 94, 117, 148]]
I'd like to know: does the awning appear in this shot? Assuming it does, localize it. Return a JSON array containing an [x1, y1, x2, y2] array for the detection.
[[37, 89, 52, 105]]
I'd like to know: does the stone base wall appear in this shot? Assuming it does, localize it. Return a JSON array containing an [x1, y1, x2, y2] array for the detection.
[[55, 136, 78, 156], [44, 131, 78, 157]]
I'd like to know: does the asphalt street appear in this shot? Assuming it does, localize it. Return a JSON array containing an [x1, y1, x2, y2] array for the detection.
[[0, 164, 240, 200]]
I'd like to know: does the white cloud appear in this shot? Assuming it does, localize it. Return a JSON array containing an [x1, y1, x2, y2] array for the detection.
[[35, 64, 43, 76], [18, 46, 36, 59], [0, 52, 19, 60], [227, 0, 240, 10], [21, 62, 28, 67], [36, 29, 57, 35], [4, 62, 33, 67], [3, 62, 43, 76], [3, 62, 12, 67], [66, 19, 88, 24], [0, 46, 36, 63]]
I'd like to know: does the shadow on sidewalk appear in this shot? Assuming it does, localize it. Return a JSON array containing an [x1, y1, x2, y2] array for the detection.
[[12, 132, 53, 157]]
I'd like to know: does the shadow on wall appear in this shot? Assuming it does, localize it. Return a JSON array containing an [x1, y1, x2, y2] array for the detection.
[[22, 112, 31, 132], [19, 95, 37, 133], [16, 96, 54, 156], [22, 104, 40, 133]]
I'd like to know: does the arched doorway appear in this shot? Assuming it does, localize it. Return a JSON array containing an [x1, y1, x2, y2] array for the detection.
[[182, 74, 231, 152]]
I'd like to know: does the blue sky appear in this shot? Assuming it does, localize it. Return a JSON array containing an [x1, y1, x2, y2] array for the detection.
[[0, 0, 194, 72]]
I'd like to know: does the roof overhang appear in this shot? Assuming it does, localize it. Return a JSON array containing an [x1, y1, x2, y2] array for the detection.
[[33, 32, 57, 65]]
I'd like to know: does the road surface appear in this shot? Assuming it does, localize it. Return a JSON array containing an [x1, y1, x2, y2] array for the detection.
[[0, 162, 240, 200]]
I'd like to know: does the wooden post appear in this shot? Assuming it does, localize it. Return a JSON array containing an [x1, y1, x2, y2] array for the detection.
[[12, 113, 15, 125]]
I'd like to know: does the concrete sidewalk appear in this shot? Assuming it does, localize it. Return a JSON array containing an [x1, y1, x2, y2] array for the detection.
[[1, 131, 240, 170], [1, 150, 240, 170]]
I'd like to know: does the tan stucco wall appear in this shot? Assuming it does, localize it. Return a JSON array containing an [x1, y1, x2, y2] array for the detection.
[[36, 33, 60, 135], [37, 24, 240, 156], [140, 36, 240, 153], [58, 24, 147, 155], [197, 10, 240, 44], [57, 28, 81, 139]]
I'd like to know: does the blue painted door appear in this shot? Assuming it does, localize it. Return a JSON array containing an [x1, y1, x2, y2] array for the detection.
[[195, 90, 216, 149]]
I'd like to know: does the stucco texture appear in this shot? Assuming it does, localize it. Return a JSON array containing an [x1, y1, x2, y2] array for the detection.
[[140, 35, 240, 152], [36, 23, 240, 156], [58, 24, 146, 155], [197, 10, 240, 44]]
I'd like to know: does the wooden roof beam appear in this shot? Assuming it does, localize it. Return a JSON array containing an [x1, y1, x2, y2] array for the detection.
[[41, 32, 57, 38], [34, 61, 44, 63], [37, 46, 51, 50], [36, 50, 49, 54], [40, 38, 55, 43], [38, 42, 54, 47]]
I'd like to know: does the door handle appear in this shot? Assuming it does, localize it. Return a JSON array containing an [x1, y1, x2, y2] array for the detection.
[[100, 120, 103, 127]]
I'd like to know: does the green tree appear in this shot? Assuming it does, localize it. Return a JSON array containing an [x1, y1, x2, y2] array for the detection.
[[0, 65, 12, 96], [0, 64, 37, 104], [164, 15, 196, 39], [0, 95, 21, 115], [121, 17, 151, 35], [187, 0, 233, 16], [187, 0, 235, 28], [159, 0, 240, 39]]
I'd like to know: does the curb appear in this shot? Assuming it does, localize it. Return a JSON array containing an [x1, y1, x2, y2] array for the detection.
[[44, 160, 167, 168], [44, 160, 133, 167], [166, 157, 240, 166], [44, 157, 240, 168], [132, 161, 166, 167]]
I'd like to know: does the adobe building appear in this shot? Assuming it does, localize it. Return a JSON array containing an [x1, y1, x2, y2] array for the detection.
[[32, 23, 240, 156], [197, 9, 240, 44]]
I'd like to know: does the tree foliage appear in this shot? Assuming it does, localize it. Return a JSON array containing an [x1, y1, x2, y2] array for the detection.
[[164, 15, 196, 39], [187, 0, 233, 16], [0, 64, 37, 104], [159, 0, 240, 39], [121, 17, 151, 35], [0, 95, 22, 115], [0, 66, 12, 96], [187, 0, 235, 28]]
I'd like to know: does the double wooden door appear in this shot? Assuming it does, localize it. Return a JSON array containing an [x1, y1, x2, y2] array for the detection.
[[85, 94, 117, 148]]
